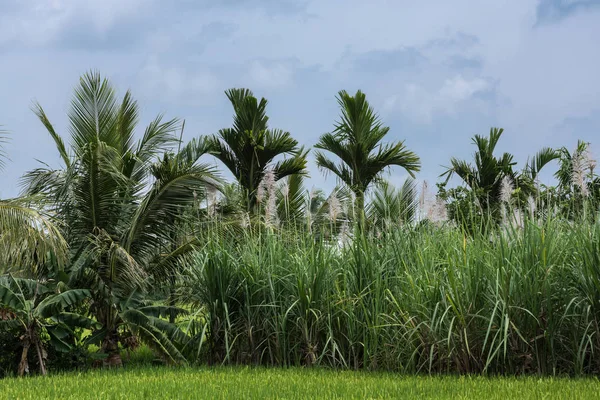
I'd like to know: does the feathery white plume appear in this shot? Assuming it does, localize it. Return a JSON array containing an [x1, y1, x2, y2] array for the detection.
[[427, 196, 448, 224], [280, 181, 289, 199], [419, 181, 428, 212], [257, 169, 278, 227], [573, 150, 589, 197], [338, 219, 352, 248], [584, 145, 596, 173], [500, 176, 514, 204], [512, 208, 524, 229], [527, 196, 536, 217], [206, 186, 217, 217], [328, 192, 341, 223], [240, 212, 250, 229]]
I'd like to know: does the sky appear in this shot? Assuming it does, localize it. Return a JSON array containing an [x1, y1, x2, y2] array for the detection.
[[1, 0, 599, 198]]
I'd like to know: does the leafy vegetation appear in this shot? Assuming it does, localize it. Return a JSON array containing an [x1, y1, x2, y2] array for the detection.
[[1, 72, 600, 381]]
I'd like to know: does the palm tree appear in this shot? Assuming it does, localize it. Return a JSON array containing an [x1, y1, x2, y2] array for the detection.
[[441, 128, 516, 212], [207, 88, 307, 214], [0, 128, 67, 275], [314, 90, 420, 223], [22, 71, 217, 365], [274, 175, 353, 237], [441, 127, 558, 215]]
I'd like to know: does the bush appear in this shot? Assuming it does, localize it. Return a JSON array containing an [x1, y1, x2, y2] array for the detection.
[[0, 330, 22, 378]]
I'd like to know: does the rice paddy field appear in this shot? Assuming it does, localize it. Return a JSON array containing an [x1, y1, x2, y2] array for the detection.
[[2, 367, 599, 399]]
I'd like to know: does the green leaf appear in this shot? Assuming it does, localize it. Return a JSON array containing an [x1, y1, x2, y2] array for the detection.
[[0, 285, 24, 311], [55, 312, 101, 330], [37, 289, 90, 318], [48, 327, 73, 353], [85, 328, 107, 346]]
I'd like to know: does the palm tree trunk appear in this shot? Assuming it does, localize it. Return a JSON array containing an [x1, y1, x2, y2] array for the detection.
[[355, 191, 366, 230]]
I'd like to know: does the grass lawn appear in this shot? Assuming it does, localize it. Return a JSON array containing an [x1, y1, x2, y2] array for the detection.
[[1, 367, 599, 399]]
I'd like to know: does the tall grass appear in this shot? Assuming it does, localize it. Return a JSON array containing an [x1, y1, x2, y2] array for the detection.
[[177, 211, 600, 375]]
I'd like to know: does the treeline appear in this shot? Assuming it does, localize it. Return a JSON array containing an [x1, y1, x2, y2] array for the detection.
[[0, 71, 598, 377]]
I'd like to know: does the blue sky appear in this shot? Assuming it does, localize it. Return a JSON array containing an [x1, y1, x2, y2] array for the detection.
[[1, 0, 599, 197]]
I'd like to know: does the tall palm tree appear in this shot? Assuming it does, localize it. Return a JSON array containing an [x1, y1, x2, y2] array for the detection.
[[22, 71, 217, 365], [314, 90, 421, 222], [0, 128, 67, 275], [441, 127, 558, 214], [207, 88, 307, 214]]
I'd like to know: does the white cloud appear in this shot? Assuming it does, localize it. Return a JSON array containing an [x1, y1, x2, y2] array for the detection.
[[0, 0, 147, 46], [439, 76, 490, 101], [138, 57, 220, 103], [386, 76, 492, 124], [246, 60, 294, 89]]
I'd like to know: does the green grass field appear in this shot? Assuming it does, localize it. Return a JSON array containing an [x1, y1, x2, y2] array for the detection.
[[1, 367, 599, 399]]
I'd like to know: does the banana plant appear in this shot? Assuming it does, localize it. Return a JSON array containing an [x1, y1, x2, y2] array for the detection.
[[84, 289, 190, 367], [0, 276, 93, 376]]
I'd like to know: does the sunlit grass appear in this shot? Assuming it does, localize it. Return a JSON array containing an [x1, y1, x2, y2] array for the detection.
[[1, 366, 599, 399]]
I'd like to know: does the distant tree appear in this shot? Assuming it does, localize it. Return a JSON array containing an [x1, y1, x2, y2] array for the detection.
[[207, 89, 307, 215], [367, 178, 418, 231], [315, 90, 420, 225], [441, 127, 558, 219]]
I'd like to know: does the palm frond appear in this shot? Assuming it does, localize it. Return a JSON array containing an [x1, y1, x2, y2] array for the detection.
[[68, 71, 118, 155], [115, 90, 140, 156], [524, 147, 559, 181], [0, 199, 68, 274], [31, 103, 71, 167], [314, 151, 354, 189], [0, 128, 9, 172], [277, 174, 307, 223]]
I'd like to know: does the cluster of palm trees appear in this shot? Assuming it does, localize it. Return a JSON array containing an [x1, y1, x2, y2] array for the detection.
[[0, 72, 421, 374], [0, 71, 598, 375]]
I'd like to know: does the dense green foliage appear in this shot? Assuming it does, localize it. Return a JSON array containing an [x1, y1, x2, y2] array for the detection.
[[1, 72, 600, 380], [179, 216, 600, 374]]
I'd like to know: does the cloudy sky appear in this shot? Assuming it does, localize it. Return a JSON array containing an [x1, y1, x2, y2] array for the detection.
[[1, 0, 599, 197]]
